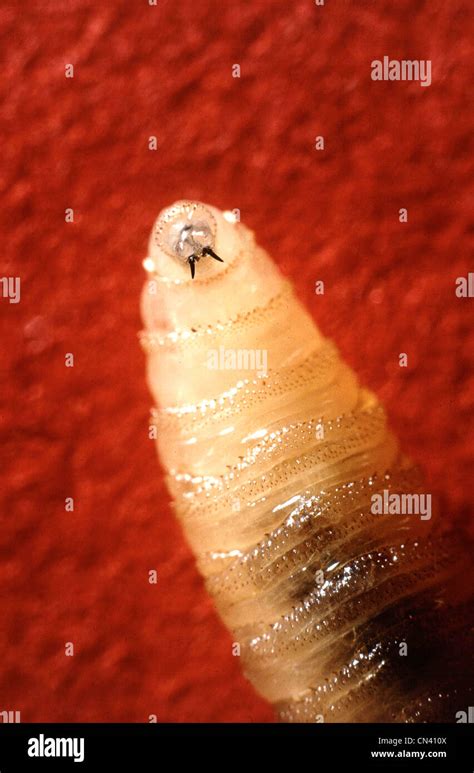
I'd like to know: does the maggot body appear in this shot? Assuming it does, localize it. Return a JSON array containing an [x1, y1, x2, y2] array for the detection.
[[140, 201, 473, 722]]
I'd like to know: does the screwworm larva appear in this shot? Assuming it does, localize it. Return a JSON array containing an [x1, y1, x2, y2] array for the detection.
[[140, 201, 473, 722]]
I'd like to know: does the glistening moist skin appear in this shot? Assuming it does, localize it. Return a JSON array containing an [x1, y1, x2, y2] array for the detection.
[[139, 200, 474, 723]]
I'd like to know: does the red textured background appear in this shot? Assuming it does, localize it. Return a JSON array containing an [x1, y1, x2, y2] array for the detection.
[[0, 0, 473, 722]]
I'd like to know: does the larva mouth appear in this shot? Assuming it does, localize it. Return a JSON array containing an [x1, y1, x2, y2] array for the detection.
[[154, 200, 217, 260], [144, 200, 232, 283]]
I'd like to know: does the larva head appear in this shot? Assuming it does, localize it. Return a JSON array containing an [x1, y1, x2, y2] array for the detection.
[[139, 200, 302, 406], [140, 200, 285, 337]]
